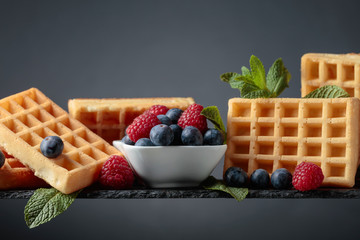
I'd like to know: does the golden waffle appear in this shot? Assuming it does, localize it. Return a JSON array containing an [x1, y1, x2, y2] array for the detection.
[[301, 53, 360, 97], [224, 97, 360, 188], [68, 97, 195, 143], [0, 156, 48, 190], [0, 88, 120, 194]]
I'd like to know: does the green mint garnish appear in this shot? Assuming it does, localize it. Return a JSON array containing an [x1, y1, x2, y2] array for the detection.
[[200, 106, 227, 143], [303, 85, 350, 98], [202, 176, 248, 202], [221, 55, 291, 98], [24, 188, 81, 228]]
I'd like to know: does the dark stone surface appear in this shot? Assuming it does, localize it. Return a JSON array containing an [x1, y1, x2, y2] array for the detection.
[[1, 186, 360, 199]]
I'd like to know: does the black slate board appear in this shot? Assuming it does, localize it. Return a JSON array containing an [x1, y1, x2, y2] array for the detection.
[[2, 173, 360, 200], [1, 185, 360, 199]]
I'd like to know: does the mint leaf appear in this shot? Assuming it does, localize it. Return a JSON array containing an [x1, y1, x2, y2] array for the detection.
[[249, 55, 266, 89], [220, 55, 291, 98], [303, 85, 350, 98], [201, 106, 226, 142], [266, 58, 291, 97], [220, 72, 240, 83], [243, 90, 271, 99], [202, 176, 248, 202], [241, 66, 251, 76], [24, 188, 81, 228], [237, 82, 261, 97]]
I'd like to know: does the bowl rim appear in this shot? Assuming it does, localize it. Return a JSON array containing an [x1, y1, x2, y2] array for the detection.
[[113, 140, 227, 149]]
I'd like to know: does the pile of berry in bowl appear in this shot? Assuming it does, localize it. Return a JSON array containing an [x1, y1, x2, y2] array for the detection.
[[113, 104, 227, 188]]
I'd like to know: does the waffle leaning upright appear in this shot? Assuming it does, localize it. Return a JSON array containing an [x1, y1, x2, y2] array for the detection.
[[224, 97, 360, 188]]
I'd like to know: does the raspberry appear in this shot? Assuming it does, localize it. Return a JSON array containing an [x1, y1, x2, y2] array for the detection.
[[292, 162, 324, 191], [148, 105, 169, 116], [126, 112, 161, 142], [99, 155, 134, 189], [178, 103, 208, 134]]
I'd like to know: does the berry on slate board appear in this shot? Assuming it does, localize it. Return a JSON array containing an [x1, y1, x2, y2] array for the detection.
[[122, 135, 135, 145], [157, 115, 172, 126], [40, 136, 64, 158], [0, 151, 5, 168], [224, 167, 248, 187], [178, 103, 208, 134], [99, 155, 134, 189], [150, 124, 174, 146], [292, 162, 324, 191], [271, 168, 292, 189], [181, 126, 203, 146], [148, 105, 169, 116], [126, 112, 161, 142], [169, 124, 182, 145], [166, 108, 183, 124], [203, 129, 224, 145], [250, 169, 270, 188], [135, 138, 155, 146]]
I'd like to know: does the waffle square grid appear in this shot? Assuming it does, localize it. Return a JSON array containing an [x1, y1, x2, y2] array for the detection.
[[301, 53, 360, 97], [225, 98, 360, 188], [0, 88, 120, 194], [0, 155, 47, 190]]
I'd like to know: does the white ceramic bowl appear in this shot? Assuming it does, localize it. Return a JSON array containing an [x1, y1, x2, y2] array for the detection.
[[113, 141, 227, 188]]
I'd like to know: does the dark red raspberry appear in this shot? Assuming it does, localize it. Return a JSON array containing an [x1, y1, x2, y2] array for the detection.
[[126, 112, 161, 142], [99, 155, 134, 189], [178, 103, 208, 134], [148, 105, 169, 116], [292, 162, 324, 191]]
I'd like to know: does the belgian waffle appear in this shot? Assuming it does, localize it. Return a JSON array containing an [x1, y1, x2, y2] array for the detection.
[[68, 97, 195, 143], [0, 88, 120, 194], [224, 98, 360, 188], [301, 53, 360, 97], [0, 148, 47, 190]]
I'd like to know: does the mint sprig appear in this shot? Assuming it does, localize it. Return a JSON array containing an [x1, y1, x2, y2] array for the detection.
[[200, 106, 227, 143], [202, 176, 248, 202], [303, 85, 350, 98], [24, 188, 81, 228], [221, 55, 291, 98]]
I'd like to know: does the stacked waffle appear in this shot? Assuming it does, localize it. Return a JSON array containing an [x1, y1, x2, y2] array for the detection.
[[301, 53, 360, 97], [0, 148, 48, 190], [68, 98, 194, 143], [0, 88, 120, 193]]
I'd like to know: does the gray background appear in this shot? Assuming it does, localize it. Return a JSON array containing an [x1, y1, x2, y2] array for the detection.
[[1, 0, 360, 239]]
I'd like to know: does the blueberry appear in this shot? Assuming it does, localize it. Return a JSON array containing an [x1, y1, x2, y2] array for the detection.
[[166, 108, 183, 124], [150, 124, 174, 146], [224, 167, 248, 187], [0, 151, 5, 168], [181, 126, 203, 146], [203, 129, 224, 145], [271, 168, 293, 189], [169, 124, 182, 145], [250, 169, 270, 188], [135, 138, 154, 146], [40, 136, 64, 158], [157, 115, 172, 126], [121, 135, 135, 145]]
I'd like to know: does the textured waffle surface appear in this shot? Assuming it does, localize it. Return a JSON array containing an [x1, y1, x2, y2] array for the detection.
[[68, 97, 195, 143], [0, 88, 120, 194], [0, 157, 48, 190], [301, 53, 360, 97], [225, 98, 360, 187]]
